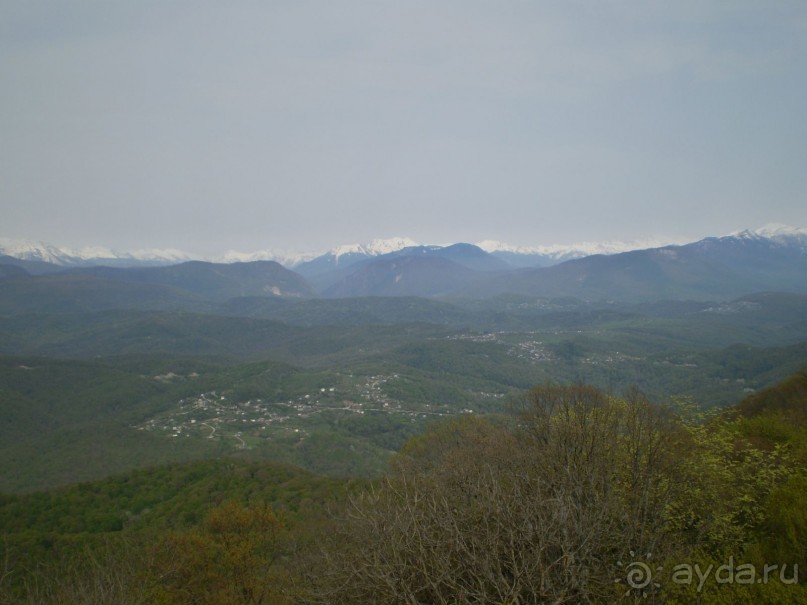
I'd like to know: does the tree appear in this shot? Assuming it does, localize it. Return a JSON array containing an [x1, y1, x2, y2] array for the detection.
[[313, 385, 691, 604], [151, 501, 293, 605]]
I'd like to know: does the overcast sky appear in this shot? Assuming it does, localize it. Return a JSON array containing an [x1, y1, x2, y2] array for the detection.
[[1, 1, 805, 255]]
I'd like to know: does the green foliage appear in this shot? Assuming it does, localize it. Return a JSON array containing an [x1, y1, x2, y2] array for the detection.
[[737, 367, 807, 422], [755, 475, 807, 565], [150, 501, 295, 604], [314, 381, 807, 604], [0, 458, 357, 602], [666, 416, 794, 557], [0, 288, 805, 602], [2, 373, 806, 604]]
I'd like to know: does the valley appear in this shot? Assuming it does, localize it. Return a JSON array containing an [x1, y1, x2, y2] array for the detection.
[[4, 2, 805, 598], [0, 229, 805, 603]]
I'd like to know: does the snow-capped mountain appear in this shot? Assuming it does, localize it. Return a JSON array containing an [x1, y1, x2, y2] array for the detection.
[[213, 241, 418, 269], [0, 236, 423, 270], [476, 237, 684, 267], [475, 237, 680, 258], [2, 224, 806, 302], [293, 237, 421, 284], [680, 224, 807, 261], [0, 238, 80, 265], [295, 234, 678, 278], [2, 225, 804, 276], [0, 237, 195, 267], [728, 223, 807, 248], [215, 249, 320, 267], [473, 224, 807, 302], [330, 237, 420, 260]]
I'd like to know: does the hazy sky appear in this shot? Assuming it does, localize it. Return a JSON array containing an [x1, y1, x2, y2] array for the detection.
[[2, 1, 805, 255]]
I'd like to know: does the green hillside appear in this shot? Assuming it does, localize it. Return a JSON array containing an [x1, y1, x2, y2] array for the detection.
[[2, 374, 805, 604]]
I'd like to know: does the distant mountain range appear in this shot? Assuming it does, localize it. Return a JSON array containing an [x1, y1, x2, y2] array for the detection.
[[310, 225, 807, 301], [1, 225, 805, 304], [473, 227, 807, 302], [0, 234, 675, 271], [0, 237, 194, 270]]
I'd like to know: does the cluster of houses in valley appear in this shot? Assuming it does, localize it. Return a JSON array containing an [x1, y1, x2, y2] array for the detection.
[[133, 373, 468, 448]]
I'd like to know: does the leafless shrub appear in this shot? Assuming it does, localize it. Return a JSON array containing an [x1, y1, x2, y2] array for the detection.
[[312, 386, 689, 605]]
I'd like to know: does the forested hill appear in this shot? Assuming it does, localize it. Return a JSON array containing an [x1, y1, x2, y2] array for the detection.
[[1, 374, 805, 603]]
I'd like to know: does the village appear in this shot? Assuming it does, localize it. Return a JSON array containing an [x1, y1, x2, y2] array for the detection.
[[133, 373, 462, 449]]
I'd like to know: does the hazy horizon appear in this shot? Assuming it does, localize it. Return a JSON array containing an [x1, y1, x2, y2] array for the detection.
[[2, 2, 805, 256], [1, 230, 686, 260], [3, 222, 805, 263]]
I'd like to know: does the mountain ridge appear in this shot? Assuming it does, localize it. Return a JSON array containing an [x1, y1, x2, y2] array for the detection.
[[0, 232, 694, 270], [2, 225, 801, 271], [1, 226, 805, 304]]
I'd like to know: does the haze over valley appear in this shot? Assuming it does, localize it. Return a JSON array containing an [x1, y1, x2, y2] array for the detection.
[[2, 1, 806, 602]]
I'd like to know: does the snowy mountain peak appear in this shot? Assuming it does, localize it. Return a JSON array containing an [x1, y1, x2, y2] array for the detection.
[[754, 223, 807, 237], [0, 237, 75, 264], [216, 249, 319, 267], [475, 240, 529, 254], [0, 237, 196, 266], [476, 237, 681, 260], [727, 224, 807, 246], [126, 248, 196, 262], [366, 237, 419, 255], [3, 226, 805, 271], [731, 223, 800, 236], [330, 237, 418, 259], [330, 243, 366, 257]]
